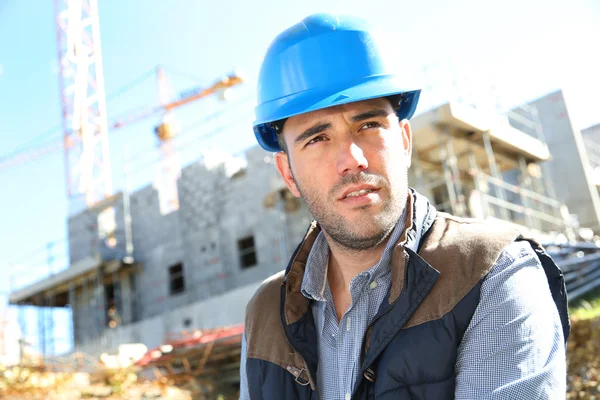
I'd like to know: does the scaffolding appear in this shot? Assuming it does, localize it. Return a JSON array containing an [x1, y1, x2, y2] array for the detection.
[[409, 101, 571, 236], [405, 59, 569, 235]]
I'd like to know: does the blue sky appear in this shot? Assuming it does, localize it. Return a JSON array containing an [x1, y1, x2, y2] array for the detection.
[[0, 0, 598, 353]]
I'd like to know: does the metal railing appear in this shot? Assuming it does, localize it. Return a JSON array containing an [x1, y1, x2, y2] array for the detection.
[[412, 166, 568, 233], [546, 244, 600, 302], [470, 170, 568, 232]]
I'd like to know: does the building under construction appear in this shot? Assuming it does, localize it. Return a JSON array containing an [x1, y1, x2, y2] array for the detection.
[[2, 2, 600, 398], [4, 3, 600, 397]]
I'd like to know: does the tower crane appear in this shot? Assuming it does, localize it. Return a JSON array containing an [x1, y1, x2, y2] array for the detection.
[[0, 0, 243, 216]]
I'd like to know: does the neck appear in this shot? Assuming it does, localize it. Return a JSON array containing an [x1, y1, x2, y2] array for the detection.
[[324, 232, 391, 293]]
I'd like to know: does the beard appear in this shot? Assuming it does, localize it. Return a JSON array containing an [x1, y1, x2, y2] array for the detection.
[[294, 169, 408, 252]]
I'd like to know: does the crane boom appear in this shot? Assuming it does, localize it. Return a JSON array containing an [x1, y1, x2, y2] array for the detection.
[[0, 73, 244, 173]]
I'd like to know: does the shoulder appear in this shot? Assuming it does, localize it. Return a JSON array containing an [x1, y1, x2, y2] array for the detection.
[[245, 271, 285, 340], [246, 271, 284, 319], [488, 239, 540, 277], [404, 214, 522, 328], [244, 271, 306, 373], [429, 212, 521, 244], [480, 239, 555, 309], [421, 213, 521, 268]]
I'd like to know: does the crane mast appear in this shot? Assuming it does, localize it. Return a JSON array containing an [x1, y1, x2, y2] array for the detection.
[[0, 0, 245, 213], [154, 67, 181, 215], [55, 0, 113, 209]]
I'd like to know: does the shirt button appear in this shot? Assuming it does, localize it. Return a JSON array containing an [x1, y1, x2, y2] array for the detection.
[[370, 281, 378, 289], [345, 393, 351, 400], [346, 317, 351, 331]]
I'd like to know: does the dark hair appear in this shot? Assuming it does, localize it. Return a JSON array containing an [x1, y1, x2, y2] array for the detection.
[[270, 118, 288, 153], [270, 94, 405, 153]]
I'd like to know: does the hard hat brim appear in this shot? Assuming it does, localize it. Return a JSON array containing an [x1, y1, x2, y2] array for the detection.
[[253, 74, 420, 152]]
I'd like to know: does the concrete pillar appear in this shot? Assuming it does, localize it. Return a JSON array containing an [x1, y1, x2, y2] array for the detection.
[[482, 131, 510, 221], [95, 270, 106, 333], [444, 130, 466, 216], [69, 283, 77, 348], [119, 272, 133, 325], [48, 293, 54, 356], [36, 294, 45, 359], [518, 156, 537, 230]]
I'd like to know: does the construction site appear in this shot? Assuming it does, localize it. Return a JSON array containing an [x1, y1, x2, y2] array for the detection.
[[1, 1, 600, 399]]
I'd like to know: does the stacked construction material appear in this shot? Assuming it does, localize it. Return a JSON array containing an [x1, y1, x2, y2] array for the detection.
[[0, 364, 191, 399], [567, 312, 600, 399]]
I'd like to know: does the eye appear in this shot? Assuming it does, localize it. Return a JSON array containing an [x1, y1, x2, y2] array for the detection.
[[305, 135, 326, 146], [360, 121, 383, 130]]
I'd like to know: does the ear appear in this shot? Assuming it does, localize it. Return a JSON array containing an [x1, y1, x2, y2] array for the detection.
[[274, 152, 301, 197], [399, 119, 412, 168]]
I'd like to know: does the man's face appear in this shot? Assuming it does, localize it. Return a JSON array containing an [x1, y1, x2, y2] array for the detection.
[[274, 98, 412, 251]]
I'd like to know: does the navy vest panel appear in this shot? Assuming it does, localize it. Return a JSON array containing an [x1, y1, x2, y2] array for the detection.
[[246, 358, 315, 400], [351, 281, 482, 400]]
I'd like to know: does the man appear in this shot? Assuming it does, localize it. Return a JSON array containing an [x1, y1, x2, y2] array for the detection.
[[239, 13, 570, 400]]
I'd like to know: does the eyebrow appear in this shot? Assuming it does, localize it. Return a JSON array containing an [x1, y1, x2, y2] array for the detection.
[[351, 109, 390, 122], [294, 122, 332, 145], [292, 108, 390, 146]]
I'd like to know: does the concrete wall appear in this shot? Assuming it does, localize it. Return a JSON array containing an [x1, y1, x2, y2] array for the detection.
[[68, 145, 314, 347], [129, 146, 313, 324], [68, 196, 128, 265], [524, 90, 600, 232]]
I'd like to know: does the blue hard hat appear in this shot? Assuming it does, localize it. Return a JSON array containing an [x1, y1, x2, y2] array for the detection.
[[253, 13, 421, 152]]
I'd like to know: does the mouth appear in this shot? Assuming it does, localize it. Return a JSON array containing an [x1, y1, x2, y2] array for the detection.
[[339, 185, 380, 200]]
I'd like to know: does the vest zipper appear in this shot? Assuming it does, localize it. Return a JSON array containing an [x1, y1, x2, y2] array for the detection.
[[351, 293, 400, 400], [361, 250, 409, 358], [352, 251, 410, 399]]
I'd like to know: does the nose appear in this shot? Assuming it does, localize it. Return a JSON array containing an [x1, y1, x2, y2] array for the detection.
[[337, 141, 368, 176]]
